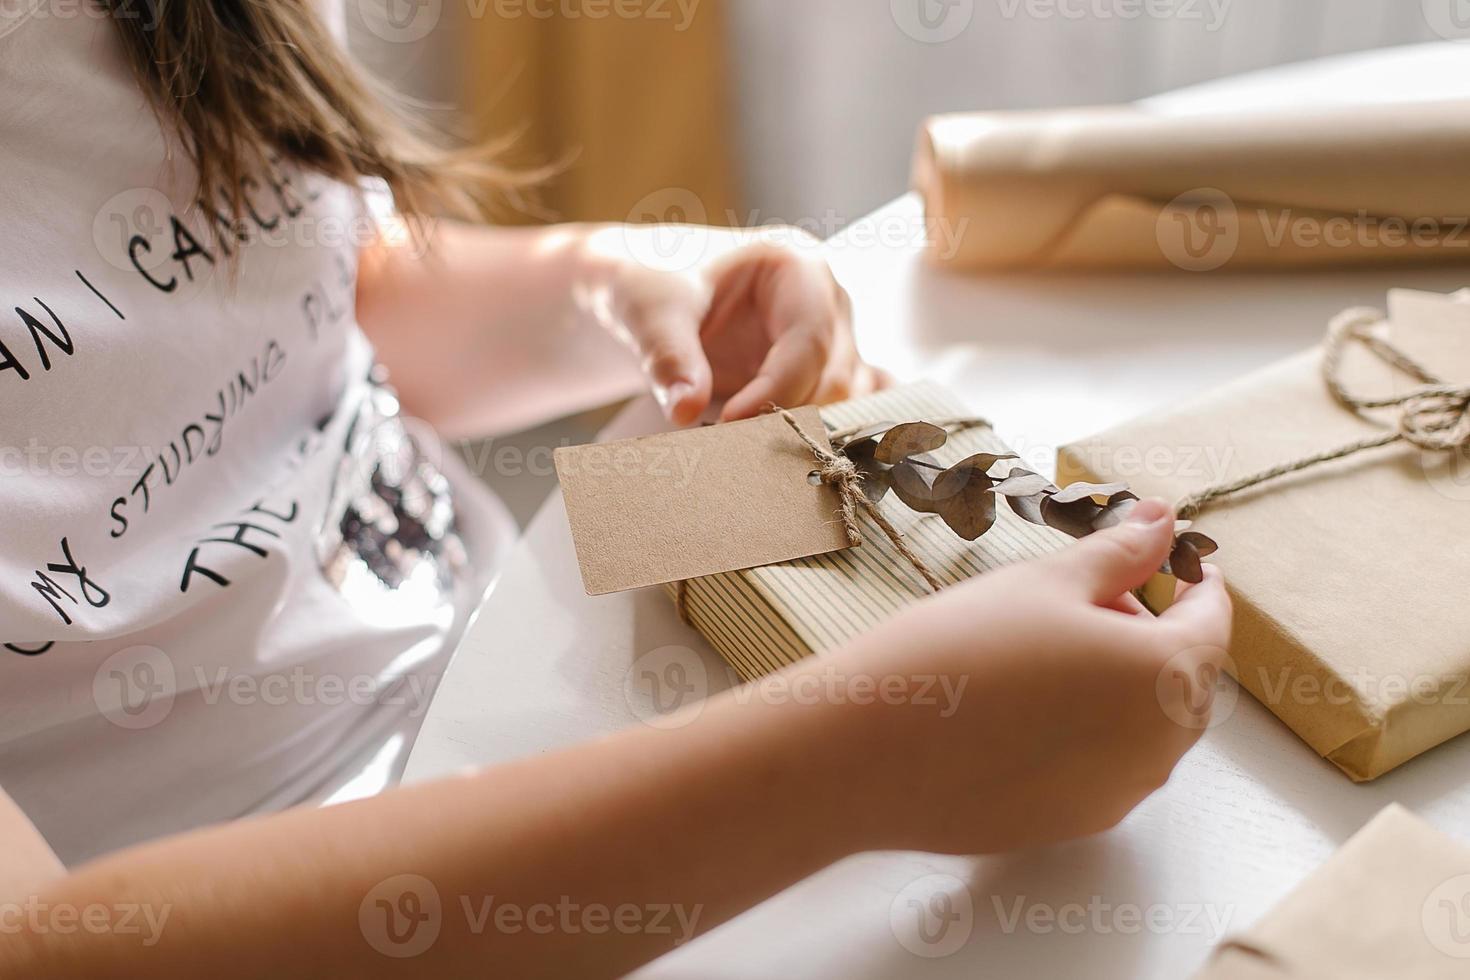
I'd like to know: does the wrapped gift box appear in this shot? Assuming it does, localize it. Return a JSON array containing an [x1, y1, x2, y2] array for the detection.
[[1059, 288, 1470, 781], [668, 382, 1071, 681]]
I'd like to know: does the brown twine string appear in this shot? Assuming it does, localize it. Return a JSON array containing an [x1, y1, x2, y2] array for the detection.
[[673, 410, 993, 625], [1176, 306, 1470, 520], [675, 579, 693, 624]]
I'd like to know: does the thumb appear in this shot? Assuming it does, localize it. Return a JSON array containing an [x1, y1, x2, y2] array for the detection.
[[1054, 497, 1176, 605], [627, 309, 714, 426]]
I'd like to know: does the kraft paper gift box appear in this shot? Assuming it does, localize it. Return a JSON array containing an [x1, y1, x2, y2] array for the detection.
[[666, 382, 1072, 681], [1193, 805, 1470, 980], [1058, 288, 1470, 781], [913, 100, 1470, 271]]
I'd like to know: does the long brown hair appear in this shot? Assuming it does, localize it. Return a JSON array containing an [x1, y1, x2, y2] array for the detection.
[[102, 0, 521, 226]]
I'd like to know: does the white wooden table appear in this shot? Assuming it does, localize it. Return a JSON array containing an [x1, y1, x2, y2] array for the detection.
[[406, 45, 1470, 978]]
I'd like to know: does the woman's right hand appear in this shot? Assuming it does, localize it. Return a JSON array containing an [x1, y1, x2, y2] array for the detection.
[[803, 497, 1232, 856], [1, 497, 1230, 980]]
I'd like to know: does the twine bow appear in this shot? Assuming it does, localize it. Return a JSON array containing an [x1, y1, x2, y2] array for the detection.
[[1177, 307, 1470, 519], [774, 408, 948, 592]]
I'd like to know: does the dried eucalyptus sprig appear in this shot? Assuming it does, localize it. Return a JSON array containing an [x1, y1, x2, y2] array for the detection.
[[832, 421, 1218, 584]]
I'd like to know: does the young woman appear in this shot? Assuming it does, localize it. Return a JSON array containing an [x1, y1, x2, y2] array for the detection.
[[0, 2, 1232, 976]]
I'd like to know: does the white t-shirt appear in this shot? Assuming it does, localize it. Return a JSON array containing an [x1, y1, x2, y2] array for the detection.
[[0, 5, 513, 863]]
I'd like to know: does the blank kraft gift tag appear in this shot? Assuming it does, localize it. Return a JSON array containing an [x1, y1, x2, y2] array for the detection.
[[555, 408, 854, 595]]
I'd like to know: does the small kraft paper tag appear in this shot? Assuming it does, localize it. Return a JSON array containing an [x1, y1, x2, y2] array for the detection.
[[555, 407, 853, 595]]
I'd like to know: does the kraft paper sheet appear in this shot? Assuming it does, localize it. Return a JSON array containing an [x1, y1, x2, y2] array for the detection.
[[1194, 805, 1470, 979]]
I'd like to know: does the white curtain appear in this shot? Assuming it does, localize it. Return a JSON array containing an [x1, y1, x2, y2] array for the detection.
[[726, 0, 1442, 222]]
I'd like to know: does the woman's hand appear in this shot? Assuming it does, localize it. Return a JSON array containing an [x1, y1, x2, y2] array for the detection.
[[803, 497, 1234, 855], [357, 219, 885, 438], [583, 224, 888, 424]]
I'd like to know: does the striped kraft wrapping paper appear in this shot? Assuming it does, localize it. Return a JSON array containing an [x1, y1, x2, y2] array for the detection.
[[665, 382, 1072, 681]]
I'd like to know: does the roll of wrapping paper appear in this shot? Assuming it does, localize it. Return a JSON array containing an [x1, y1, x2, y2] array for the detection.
[[913, 100, 1470, 271]]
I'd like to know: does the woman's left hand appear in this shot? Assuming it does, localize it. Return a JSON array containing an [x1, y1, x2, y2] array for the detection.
[[584, 224, 889, 425]]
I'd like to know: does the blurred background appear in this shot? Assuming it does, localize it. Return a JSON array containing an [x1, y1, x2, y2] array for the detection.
[[347, 0, 1442, 229]]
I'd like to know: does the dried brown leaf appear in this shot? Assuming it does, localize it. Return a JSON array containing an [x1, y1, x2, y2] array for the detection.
[[857, 467, 891, 504], [1167, 539, 1204, 584], [1041, 495, 1103, 538], [1177, 531, 1218, 558], [1090, 491, 1141, 531], [845, 439, 892, 504], [1051, 481, 1131, 505], [1009, 493, 1050, 526], [993, 469, 1056, 498], [875, 422, 949, 464], [890, 459, 942, 514], [950, 452, 1018, 475], [932, 460, 997, 541]]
